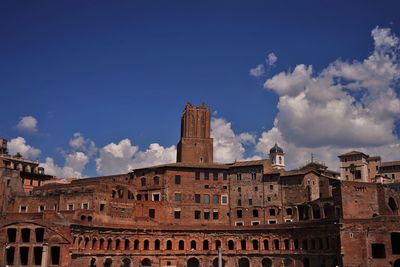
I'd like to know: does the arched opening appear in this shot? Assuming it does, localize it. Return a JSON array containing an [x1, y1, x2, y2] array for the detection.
[[203, 240, 209, 250], [166, 240, 172, 250], [179, 240, 185, 250], [187, 258, 200, 267], [212, 258, 226, 267], [312, 205, 321, 219], [121, 258, 131, 267], [153, 176, 160, 185], [141, 258, 151, 266], [154, 239, 160, 250], [134, 239, 139, 250], [238, 257, 250, 267], [228, 240, 235, 250], [389, 197, 398, 212], [84, 237, 89, 248], [115, 239, 121, 250], [124, 239, 130, 250], [273, 239, 279, 250], [284, 239, 290, 250], [90, 258, 96, 267], [393, 259, 400, 267], [92, 238, 97, 250], [215, 239, 221, 250], [144, 240, 149, 250], [241, 239, 247, 250], [263, 240, 269, 250], [107, 239, 112, 250], [303, 258, 310, 267], [252, 239, 259, 250], [190, 240, 197, 250], [81, 215, 86, 221], [104, 258, 112, 267], [262, 258, 273, 267], [99, 238, 105, 250], [323, 204, 335, 219]]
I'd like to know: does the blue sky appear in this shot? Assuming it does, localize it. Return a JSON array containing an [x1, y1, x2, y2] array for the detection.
[[1, 1, 400, 177]]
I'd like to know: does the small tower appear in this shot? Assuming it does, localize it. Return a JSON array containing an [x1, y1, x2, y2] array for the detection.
[[0, 138, 8, 155], [269, 143, 285, 169]]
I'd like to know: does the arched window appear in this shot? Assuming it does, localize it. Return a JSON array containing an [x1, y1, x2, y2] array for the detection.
[[187, 258, 200, 267], [144, 240, 149, 250], [153, 176, 160, 185], [99, 238, 105, 250], [284, 239, 290, 250], [238, 258, 250, 267], [104, 258, 112, 267], [252, 239, 259, 250], [179, 240, 185, 250], [81, 215, 86, 221], [134, 240, 139, 250], [141, 258, 151, 267], [389, 197, 398, 212], [154, 239, 160, 250], [124, 239, 130, 250], [228, 240, 234, 250], [262, 258, 273, 267], [166, 240, 172, 250], [215, 240, 221, 250], [84, 237, 89, 248], [91, 238, 97, 250], [137, 194, 142, 201], [203, 240, 209, 250], [273, 239, 279, 250], [121, 258, 131, 267], [263, 240, 269, 250], [212, 258, 226, 267], [107, 239, 112, 250], [115, 239, 121, 250], [90, 258, 96, 267], [241, 240, 246, 250], [294, 239, 299, 250], [141, 177, 146, 186], [190, 240, 197, 250], [252, 209, 259, 217]]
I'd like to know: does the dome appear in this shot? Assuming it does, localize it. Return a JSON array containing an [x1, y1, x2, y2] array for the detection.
[[269, 143, 284, 154]]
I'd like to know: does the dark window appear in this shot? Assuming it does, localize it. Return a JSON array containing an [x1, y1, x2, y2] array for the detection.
[[253, 209, 259, 217], [237, 210, 243, 218], [274, 239, 279, 250], [175, 175, 181, 184], [204, 211, 210, 220], [255, 186, 258, 192], [134, 240, 139, 250], [149, 209, 155, 219], [21, 228, 30, 243], [252, 239, 259, 250], [195, 171, 200, 180], [371, 243, 386, 258], [302, 239, 308, 250], [241, 240, 246, 250], [284, 239, 290, 250], [175, 193, 182, 202], [391, 233, 400, 254], [6, 246, 15, 265], [270, 185, 273, 190], [213, 211, 219, 220], [248, 199, 253, 205], [190, 240, 196, 250], [179, 240, 185, 250], [269, 209, 276, 216], [51, 246, 60, 265], [195, 194, 201, 203], [20, 247, 29, 265], [195, 210, 201, 219], [166, 240, 172, 250], [223, 173, 228, 180], [153, 176, 160, 185], [238, 187, 241, 192], [137, 194, 142, 201], [204, 171, 209, 180], [35, 228, 44, 242], [174, 210, 181, 219], [100, 204, 105, 211], [263, 240, 269, 250], [237, 173, 241, 181], [228, 240, 235, 250], [215, 240, 221, 250], [286, 208, 293, 215], [144, 240, 149, 250], [213, 172, 218, 180], [237, 199, 242, 206], [204, 194, 210, 204], [141, 177, 146, 186], [124, 239, 130, 250], [294, 239, 299, 249], [203, 240, 209, 250], [213, 195, 219, 204], [7, 228, 16, 243]]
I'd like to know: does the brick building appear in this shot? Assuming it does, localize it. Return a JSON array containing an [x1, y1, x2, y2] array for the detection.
[[1, 103, 400, 267]]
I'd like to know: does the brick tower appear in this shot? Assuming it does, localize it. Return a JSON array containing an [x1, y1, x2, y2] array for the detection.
[[177, 103, 213, 163]]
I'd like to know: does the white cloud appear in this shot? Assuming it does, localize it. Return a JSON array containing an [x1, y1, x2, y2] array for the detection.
[[211, 117, 256, 163], [41, 152, 89, 178], [95, 139, 176, 175], [17, 116, 38, 132], [68, 132, 97, 158], [256, 26, 400, 169], [249, 64, 265, 77], [266, 52, 278, 66], [8, 137, 41, 158]]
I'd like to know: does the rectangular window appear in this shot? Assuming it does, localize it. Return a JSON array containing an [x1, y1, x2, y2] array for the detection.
[[194, 210, 201, 219], [175, 193, 182, 202], [213, 172, 218, 180], [195, 194, 201, 203], [235, 221, 244, 226], [221, 195, 228, 204], [270, 185, 273, 190], [204, 194, 210, 204], [213, 210, 219, 220], [149, 209, 155, 219], [175, 175, 181, 184], [237, 210, 243, 218], [268, 220, 277, 224], [371, 243, 386, 258], [195, 171, 200, 180], [391, 233, 400, 254], [251, 173, 256, 180], [50, 246, 60, 265], [248, 199, 253, 205], [152, 193, 160, 201], [223, 173, 228, 180], [237, 199, 242, 206], [20, 205, 27, 213], [174, 210, 181, 219], [204, 171, 209, 180], [67, 204, 74, 211], [100, 204, 105, 212], [236, 173, 241, 181], [204, 211, 210, 220], [213, 195, 219, 204], [269, 209, 276, 216], [251, 221, 260, 225], [38, 205, 45, 212], [82, 203, 89, 209]]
